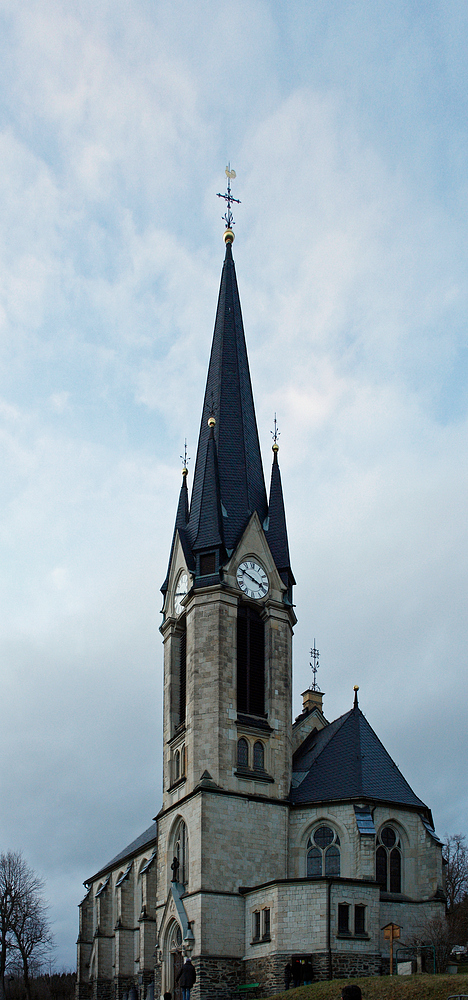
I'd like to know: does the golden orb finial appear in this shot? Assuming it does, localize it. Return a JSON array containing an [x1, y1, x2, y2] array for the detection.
[[208, 415, 216, 427]]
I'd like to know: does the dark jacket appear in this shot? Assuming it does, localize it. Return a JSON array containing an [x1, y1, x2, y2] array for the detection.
[[176, 961, 196, 989]]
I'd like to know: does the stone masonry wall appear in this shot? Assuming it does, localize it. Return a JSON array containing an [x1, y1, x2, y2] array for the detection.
[[190, 956, 244, 1000]]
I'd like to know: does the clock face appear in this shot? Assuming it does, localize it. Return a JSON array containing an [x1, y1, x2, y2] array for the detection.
[[236, 560, 268, 600], [174, 572, 189, 615]]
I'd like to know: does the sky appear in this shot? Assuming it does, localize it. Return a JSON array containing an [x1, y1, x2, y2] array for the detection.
[[0, 0, 467, 971]]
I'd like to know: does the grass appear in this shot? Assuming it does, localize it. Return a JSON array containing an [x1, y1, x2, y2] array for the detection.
[[274, 974, 468, 1000]]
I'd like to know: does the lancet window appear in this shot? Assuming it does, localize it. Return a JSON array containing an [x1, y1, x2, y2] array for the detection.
[[173, 820, 188, 886]]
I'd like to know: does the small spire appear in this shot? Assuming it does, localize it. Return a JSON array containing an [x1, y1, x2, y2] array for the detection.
[[354, 685, 359, 708], [310, 640, 320, 691], [217, 164, 241, 243]]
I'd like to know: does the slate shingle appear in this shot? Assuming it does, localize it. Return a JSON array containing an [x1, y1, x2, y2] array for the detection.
[[291, 700, 429, 813]]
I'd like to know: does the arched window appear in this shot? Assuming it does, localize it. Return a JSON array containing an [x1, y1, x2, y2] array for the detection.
[[307, 825, 340, 876], [237, 737, 249, 767], [173, 820, 188, 885], [376, 826, 401, 893], [253, 740, 264, 771], [237, 606, 265, 716]]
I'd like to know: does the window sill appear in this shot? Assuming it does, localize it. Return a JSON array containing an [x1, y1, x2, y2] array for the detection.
[[336, 933, 370, 940], [235, 768, 274, 784], [236, 714, 272, 733], [250, 936, 271, 946], [168, 776, 186, 791], [168, 726, 186, 746]]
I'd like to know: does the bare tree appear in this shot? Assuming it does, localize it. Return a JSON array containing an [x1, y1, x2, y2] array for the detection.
[[0, 853, 53, 1000], [412, 911, 456, 973], [11, 897, 54, 998], [444, 833, 468, 911]]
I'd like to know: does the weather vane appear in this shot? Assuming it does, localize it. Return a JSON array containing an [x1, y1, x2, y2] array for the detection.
[[310, 640, 320, 691], [180, 440, 190, 474], [217, 164, 241, 230], [271, 413, 280, 449]]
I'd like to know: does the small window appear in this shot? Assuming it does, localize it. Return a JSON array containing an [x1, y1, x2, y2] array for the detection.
[[253, 740, 264, 770], [252, 911, 261, 941], [200, 552, 216, 575], [237, 737, 249, 767], [355, 905, 366, 935], [181, 744, 186, 776], [262, 908, 270, 939], [338, 903, 349, 935], [174, 749, 180, 781]]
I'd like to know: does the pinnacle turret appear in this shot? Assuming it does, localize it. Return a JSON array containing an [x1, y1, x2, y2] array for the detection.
[[266, 444, 295, 596]]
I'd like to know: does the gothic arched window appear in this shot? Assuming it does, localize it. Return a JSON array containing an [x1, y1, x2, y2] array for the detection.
[[376, 826, 402, 893], [173, 820, 189, 885], [237, 737, 249, 767], [307, 825, 341, 876], [237, 606, 265, 716], [253, 740, 264, 771]]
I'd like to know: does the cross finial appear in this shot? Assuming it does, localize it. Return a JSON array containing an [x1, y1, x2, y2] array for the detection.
[[271, 413, 280, 452], [180, 439, 190, 475], [310, 639, 320, 691], [217, 164, 241, 236]]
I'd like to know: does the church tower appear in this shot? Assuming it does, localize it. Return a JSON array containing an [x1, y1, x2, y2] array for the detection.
[[156, 192, 296, 990]]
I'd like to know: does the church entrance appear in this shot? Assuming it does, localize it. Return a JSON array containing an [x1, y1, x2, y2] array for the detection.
[[165, 921, 183, 1000], [172, 949, 183, 1000]]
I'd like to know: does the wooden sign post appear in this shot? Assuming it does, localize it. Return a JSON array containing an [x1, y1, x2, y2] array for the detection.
[[383, 923, 401, 975]]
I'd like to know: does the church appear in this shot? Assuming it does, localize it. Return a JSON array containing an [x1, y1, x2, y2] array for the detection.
[[76, 176, 445, 1000]]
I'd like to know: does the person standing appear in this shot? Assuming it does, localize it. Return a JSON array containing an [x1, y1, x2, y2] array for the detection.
[[175, 957, 196, 1000]]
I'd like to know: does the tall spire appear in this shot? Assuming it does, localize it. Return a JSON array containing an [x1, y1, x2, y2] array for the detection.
[[187, 237, 267, 559]]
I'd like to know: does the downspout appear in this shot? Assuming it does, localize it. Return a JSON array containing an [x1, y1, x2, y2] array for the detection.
[[326, 880, 332, 979]]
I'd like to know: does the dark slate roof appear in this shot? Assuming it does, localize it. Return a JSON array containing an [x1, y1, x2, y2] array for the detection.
[[266, 447, 295, 588], [290, 697, 429, 814], [192, 424, 224, 551], [85, 822, 158, 884], [187, 240, 268, 558]]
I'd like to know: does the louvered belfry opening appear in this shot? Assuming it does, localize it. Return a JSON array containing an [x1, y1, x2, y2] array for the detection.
[[237, 605, 265, 716], [178, 626, 186, 726]]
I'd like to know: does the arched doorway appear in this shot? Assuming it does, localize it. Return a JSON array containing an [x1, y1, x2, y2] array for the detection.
[[165, 921, 183, 1000]]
